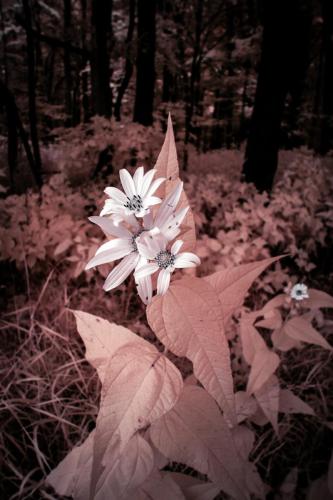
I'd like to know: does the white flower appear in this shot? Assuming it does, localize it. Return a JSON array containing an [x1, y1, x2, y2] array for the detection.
[[290, 283, 309, 301], [85, 216, 153, 303], [135, 235, 200, 296], [100, 167, 165, 219]]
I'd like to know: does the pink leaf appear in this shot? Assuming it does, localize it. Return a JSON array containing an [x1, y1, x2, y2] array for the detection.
[[138, 470, 186, 500], [149, 385, 250, 500], [306, 289, 333, 310], [72, 310, 149, 382], [254, 375, 280, 434], [279, 389, 315, 416], [205, 256, 283, 328], [271, 326, 300, 352], [163, 472, 221, 500], [147, 276, 236, 426], [154, 114, 196, 252], [235, 391, 258, 423], [247, 350, 280, 396], [284, 315, 332, 351], [239, 321, 268, 365], [90, 342, 183, 498]]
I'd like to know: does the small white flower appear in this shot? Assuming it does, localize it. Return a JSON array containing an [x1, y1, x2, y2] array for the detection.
[[290, 283, 309, 301], [135, 235, 200, 296], [85, 216, 152, 303], [100, 167, 165, 218]]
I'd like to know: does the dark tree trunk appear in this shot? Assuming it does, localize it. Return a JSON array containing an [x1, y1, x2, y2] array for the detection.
[[133, 0, 156, 126], [63, 0, 72, 124], [0, 0, 8, 86], [80, 0, 90, 122], [242, 0, 311, 192], [22, 0, 42, 187], [183, 0, 203, 170], [311, 0, 333, 154], [114, 0, 135, 121], [91, 0, 112, 117], [0, 80, 40, 189]]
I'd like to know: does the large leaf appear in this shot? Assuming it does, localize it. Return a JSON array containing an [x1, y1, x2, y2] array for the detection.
[[164, 472, 221, 500], [284, 315, 332, 351], [90, 342, 183, 498], [46, 432, 154, 500], [205, 256, 283, 328], [279, 389, 315, 416], [235, 391, 258, 424], [271, 325, 300, 352], [247, 349, 280, 395], [239, 320, 268, 365], [154, 113, 196, 252], [138, 470, 186, 500], [72, 310, 149, 381], [147, 276, 236, 425], [149, 385, 251, 500], [306, 289, 333, 310], [254, 375, 280, 434]]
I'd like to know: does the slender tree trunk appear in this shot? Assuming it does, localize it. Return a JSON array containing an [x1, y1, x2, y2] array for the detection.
[[133, 0, 156, 126], [80, 0, 90, 121], [114, 0, 135, 121], [63, 0, 72, 124], [183, 0, 203, 170], [22, 0, 42, 187], [242, 0, 310, 192], [311, 0, 333, 154], [0, 80, 40, 189], [91, 0, 112, 117]]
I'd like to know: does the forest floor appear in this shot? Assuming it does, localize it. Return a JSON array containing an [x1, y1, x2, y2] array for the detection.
[[1, 145, 333, 499]]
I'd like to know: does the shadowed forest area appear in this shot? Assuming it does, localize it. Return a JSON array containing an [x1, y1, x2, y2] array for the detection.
[[1, 0, 333, 499]]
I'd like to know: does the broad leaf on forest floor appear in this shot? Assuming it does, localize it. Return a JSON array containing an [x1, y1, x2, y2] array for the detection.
[[149, 385, 251, 500], [204, 256, 283, 329], [153, 114, 196, 252], [284, 315, 332, 351], [147, 276, 236, 425]]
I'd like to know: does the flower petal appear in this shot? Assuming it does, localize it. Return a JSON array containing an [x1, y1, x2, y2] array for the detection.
[[103, 253, 139, 291], [143, 196, 162, 208], [95, 238, 132, 256], [100, 200, 125, 217], [157, 269, 171, 295], [174, 252, 201, 268], [89, 216, 132, 238], [104, 187, 127, 204], [145, 177, 165, 198], [133, 166, 144, 193], [134, 263, 159, 280], [140, 169, 156, 197], [143, 211, 154, 229], [171, 239, 183, 255], [136, 275, 153, 305], [85, 244, 131, 270], [119, 169, 136, 197]]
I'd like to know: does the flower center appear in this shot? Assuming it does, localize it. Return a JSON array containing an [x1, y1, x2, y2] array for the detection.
[[296, 289, 303, 296], [155, 250, 176, 269], [131, 229, 145, 252], [124, 195, 143, 213]]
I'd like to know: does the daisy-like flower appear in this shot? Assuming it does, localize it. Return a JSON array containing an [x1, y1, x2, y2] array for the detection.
[[135, 235, 200, 295], [290, 283, 309, 301], [100, 167, 165, 219], [85, 215, 152, 303]]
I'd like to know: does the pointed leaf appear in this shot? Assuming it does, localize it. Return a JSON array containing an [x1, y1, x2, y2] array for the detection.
[[138, 470, 186, 500], [90, 342, 183, 498], [205, 256, 283, 328], [164, 472, 221, 500], [284, 315, 332, 351], [306, 289, 333, 310], [272, 326, 300, 352], [239, 320, 268, 365], [154, 114, 196, 251], [279, 389, 315, 416], [235, 391, 258, 424], [247, 350, 280, 396], [149, 385, 250, 500], [147, 276, 236, 425], [72, 310, 149, 381], [254, 375, 280, 434]]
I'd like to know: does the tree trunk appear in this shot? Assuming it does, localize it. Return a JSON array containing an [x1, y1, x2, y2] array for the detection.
[[183, 0, 203, 170], [133, 0, 156, 126], [311, 0, 333, 154], [114, 0, 135, 121], [242, 0, 310, 192], [63, 0, 72, 124], [22, 0, 42, 187], [91, 0, 112, 117]]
